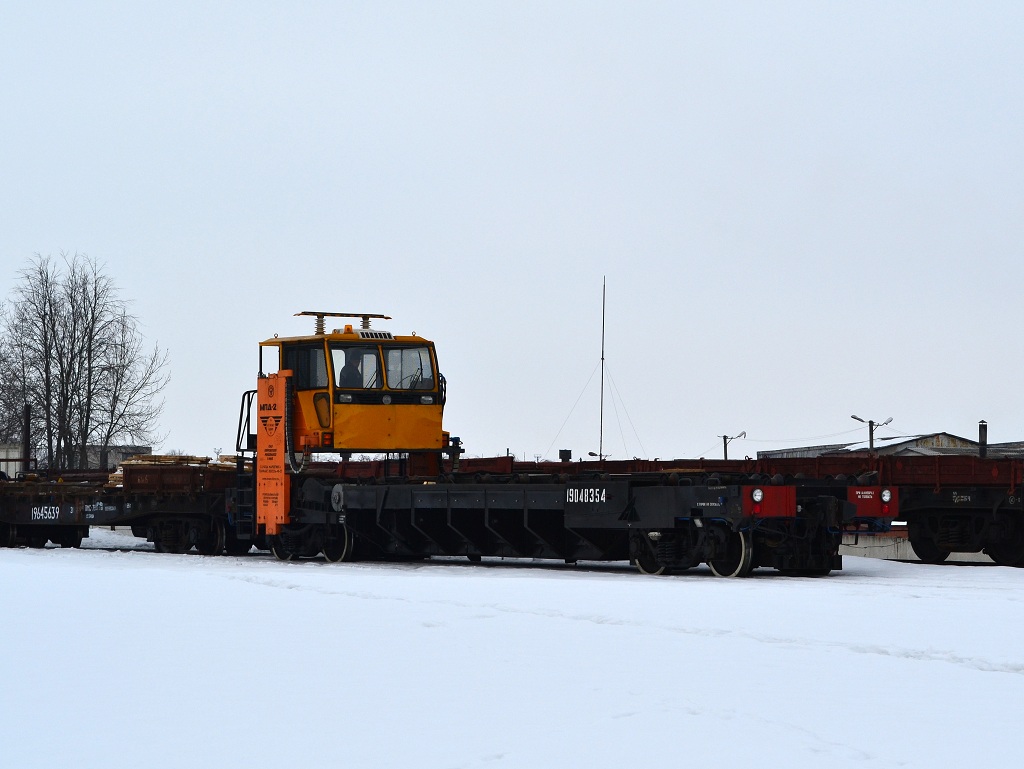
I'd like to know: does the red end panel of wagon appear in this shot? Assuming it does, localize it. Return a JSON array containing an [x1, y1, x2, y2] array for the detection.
[[742, 485, 796, 518]]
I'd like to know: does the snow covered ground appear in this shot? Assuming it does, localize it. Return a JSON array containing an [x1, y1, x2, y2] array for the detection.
[[1, 530, 1021, 768]]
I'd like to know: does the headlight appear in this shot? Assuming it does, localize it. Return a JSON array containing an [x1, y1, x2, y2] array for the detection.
[[881, 489, 892, 503], [420, 395, 434, 404], [752, 488, 764, 503]]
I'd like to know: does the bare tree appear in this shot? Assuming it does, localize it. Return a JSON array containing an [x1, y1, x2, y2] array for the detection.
[[3, 257, 60, 464], [0, 311, 29, 444], [0, 253, 170, 469]]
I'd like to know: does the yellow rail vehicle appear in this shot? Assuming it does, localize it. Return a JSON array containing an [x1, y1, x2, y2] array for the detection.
[[261, 311, 444, 455], [255, 312, 446, 542]]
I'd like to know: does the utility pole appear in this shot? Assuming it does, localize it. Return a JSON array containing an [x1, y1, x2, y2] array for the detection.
[[851, 415, 892, 451], [598, 276, 606, 464], [720, 431, 746, 460]]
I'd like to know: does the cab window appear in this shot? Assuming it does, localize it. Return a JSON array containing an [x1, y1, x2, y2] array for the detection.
[[282, 344, 328, 390], [331, 346, 382, 389], [385, 347, 435, 390]]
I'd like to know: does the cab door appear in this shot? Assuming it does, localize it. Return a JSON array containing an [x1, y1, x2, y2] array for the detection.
[[281, 342, 332, 449]]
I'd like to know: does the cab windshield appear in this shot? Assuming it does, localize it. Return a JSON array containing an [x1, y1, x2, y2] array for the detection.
[[385, 347, 435, 390]]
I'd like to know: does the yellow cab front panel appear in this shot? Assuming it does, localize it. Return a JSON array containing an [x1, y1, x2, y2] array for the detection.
[[332, 402, 443, 451]]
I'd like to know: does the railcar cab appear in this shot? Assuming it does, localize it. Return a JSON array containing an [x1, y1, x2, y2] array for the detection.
[[260, 311, 445, 454]]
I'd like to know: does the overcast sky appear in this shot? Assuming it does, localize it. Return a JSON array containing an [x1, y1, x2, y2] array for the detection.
[[2, 2, 1021, 460]]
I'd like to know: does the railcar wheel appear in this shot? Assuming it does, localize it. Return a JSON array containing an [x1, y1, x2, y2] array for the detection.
[[708, 529, 754, 578], [322, 525, 353, 563], [634, 547, 668, 576], [196, 519, 226, 556], [56, 528, 84, 548], [908, 527, 949, 564], [985, 541, 1024, 567], [0, 522, 15, 547], [154, 524, 191, 554], [271, 535, 297, 561]]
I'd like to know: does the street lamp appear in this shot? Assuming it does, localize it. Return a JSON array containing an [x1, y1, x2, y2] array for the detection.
[[851, 415, 892, 450], [720, 431, 746, 460]]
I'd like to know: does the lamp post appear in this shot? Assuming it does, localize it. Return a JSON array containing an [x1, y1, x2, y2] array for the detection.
[[720, 431, 746, 460], [851, 415, 892, 451]]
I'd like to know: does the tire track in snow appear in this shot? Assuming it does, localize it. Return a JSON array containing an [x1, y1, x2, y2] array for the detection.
[[224, 572, 1024, 677]]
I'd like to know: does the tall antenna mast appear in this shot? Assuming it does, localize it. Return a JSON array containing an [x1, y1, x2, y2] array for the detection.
[[599, 276, 606, 462]]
